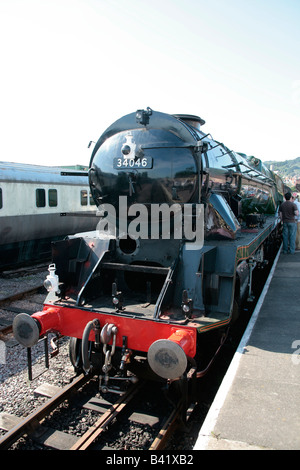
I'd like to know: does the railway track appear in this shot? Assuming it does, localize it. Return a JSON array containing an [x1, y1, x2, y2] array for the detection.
[[0, 284, 44, 307], [0, 263, 49, 279], [0, 286, 45, 337], [0, 265, 46, 332], [0, 373, 90, 449], [0, 268, 187, 450], [0, 374, 185, 450]]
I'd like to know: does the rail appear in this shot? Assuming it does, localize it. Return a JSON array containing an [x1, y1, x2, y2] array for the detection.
[[0, 373, 90, 450]]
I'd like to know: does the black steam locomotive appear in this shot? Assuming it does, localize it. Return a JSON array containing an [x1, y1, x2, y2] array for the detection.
[[13, 108, 283, 398]]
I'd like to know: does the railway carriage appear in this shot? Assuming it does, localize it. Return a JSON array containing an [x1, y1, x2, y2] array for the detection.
[[0, 162, 97, 269]]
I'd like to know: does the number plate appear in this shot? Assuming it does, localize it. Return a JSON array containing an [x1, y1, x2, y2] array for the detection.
[[113, 156, 153, 169]]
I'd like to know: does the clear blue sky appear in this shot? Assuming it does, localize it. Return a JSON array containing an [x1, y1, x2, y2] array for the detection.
[[0, 0, 299, 166]]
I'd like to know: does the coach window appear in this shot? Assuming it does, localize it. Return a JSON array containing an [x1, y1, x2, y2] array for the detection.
[[0, 188, 2, 209], [36, 188, 46, 207], [81, 190, 88, 205], [48, 189, 58, 207], [89, 192, 96, 205]]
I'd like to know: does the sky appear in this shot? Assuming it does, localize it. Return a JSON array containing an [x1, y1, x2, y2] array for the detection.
[[0, 0, 300, 167]]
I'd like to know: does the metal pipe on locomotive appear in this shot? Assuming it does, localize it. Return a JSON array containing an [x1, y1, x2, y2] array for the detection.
[[13, 108, 283, 395]]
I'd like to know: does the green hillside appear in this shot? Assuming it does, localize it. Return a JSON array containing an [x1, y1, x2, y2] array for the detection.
[[264, 157, 300, 178]]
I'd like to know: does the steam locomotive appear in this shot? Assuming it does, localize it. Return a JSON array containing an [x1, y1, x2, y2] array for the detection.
[[13, 109, 283, 398]]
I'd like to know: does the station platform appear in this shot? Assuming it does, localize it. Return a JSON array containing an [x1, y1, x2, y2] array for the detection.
[[194, 248, 300, 450]]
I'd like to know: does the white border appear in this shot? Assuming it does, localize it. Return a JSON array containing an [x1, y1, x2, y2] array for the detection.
[[194, 245, 282, 450]]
